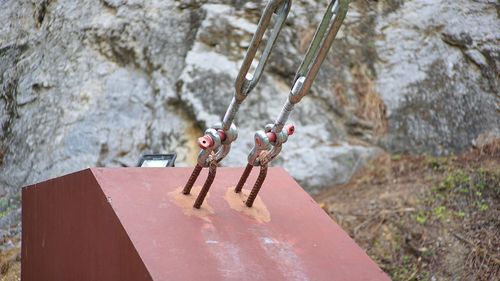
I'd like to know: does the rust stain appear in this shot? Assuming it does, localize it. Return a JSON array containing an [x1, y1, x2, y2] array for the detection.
[[169, 186, 214, 221], [223, 187, 271, 223]]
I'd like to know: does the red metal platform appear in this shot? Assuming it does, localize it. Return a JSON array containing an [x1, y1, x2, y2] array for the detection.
[[22, 167, 389, 281]]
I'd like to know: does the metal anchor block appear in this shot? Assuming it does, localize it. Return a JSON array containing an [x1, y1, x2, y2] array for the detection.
[[235, 0, 349, 207], [182, 0, 292, 209]]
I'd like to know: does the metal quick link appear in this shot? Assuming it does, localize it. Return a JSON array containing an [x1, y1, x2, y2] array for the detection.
[[271, 0, 348, 143], [235, 0, 349, 200], [290, 0, 346, 103]]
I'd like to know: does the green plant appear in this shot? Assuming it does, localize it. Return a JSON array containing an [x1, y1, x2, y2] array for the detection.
[[391, 154, 401, 161], [438, 170, 469, 191], [476, 202, 489, 211], [415, 211, 428, 224], [433, 206, 446, 220], [455, 211, 465, 218]]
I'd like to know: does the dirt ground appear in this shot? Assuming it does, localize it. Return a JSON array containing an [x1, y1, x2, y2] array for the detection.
[[1, 145, 499, 280], [315, 144, 500, 280], [0, 235, 20, 281]]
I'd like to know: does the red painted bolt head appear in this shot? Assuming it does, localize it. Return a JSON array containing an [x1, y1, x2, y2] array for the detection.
[[266, 132, 277, 143], [217, 130, 227, 142], [198, 135, 214, 149], [286, 124, 295, 136]]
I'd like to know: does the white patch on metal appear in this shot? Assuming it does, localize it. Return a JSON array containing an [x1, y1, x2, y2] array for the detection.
[[258, 235, 310, 281]]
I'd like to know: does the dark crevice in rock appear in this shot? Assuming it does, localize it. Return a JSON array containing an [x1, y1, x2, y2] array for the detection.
[[169, 6, 210, 133], [441, 32, 473, 48], [441, 32, 499, 95], [100, 0, 120, 13], [34, 0, 53, 28], [337, 3, 380, 84], [30, 82, 52, 94], [143, 94, 158, 153], [84, 25, 139, 68], [184, 7, 206, 59], [464, 49, 499, 95], [0, 44, 28, 167], [141, 122, 154, 154], [175, 0, 208, 11], [141, 46, 157, 76], [96, 143, 110, 167], [170, 79, 205, 132], [368, 0, 405, 15]]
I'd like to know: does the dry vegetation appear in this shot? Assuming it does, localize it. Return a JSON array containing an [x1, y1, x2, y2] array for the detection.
[[351, 64, 388, 137], [0, 235, 20, 281], [316, 142, 500, 280]]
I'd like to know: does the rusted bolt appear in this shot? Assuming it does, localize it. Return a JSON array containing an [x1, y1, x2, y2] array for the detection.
[[246, 154, 269, 207], [234, 163, 253, 193], [245, 151, 269, 207], [182, 164, 203, 195], [193, 159, 217, 209]]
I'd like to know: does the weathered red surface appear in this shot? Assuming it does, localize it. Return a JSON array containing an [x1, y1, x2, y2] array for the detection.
[[22, 167, 390, 281], [22, 169, 152, 281]]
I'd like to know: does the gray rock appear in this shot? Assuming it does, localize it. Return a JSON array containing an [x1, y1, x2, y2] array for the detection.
[[0, 0, 499, 229], [375, 0, 499, 154]]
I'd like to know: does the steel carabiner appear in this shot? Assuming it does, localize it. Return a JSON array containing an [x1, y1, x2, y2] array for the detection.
[[235, 0, 349, 206], [182, 0, 292, 208]]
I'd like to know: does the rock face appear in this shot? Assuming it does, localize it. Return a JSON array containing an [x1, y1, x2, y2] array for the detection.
[[0, 0, 498, 227], [376, 0, 499, 155]]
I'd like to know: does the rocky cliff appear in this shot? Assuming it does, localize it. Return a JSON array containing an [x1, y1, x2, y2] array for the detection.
[[1, 0, 498, 231]]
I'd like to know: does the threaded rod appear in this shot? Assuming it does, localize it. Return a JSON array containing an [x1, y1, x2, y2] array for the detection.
[[245, 162, 268, 207], [182, 164, 202, 195], [234, 163, 253, 193], [193, 160, 217, 209]]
